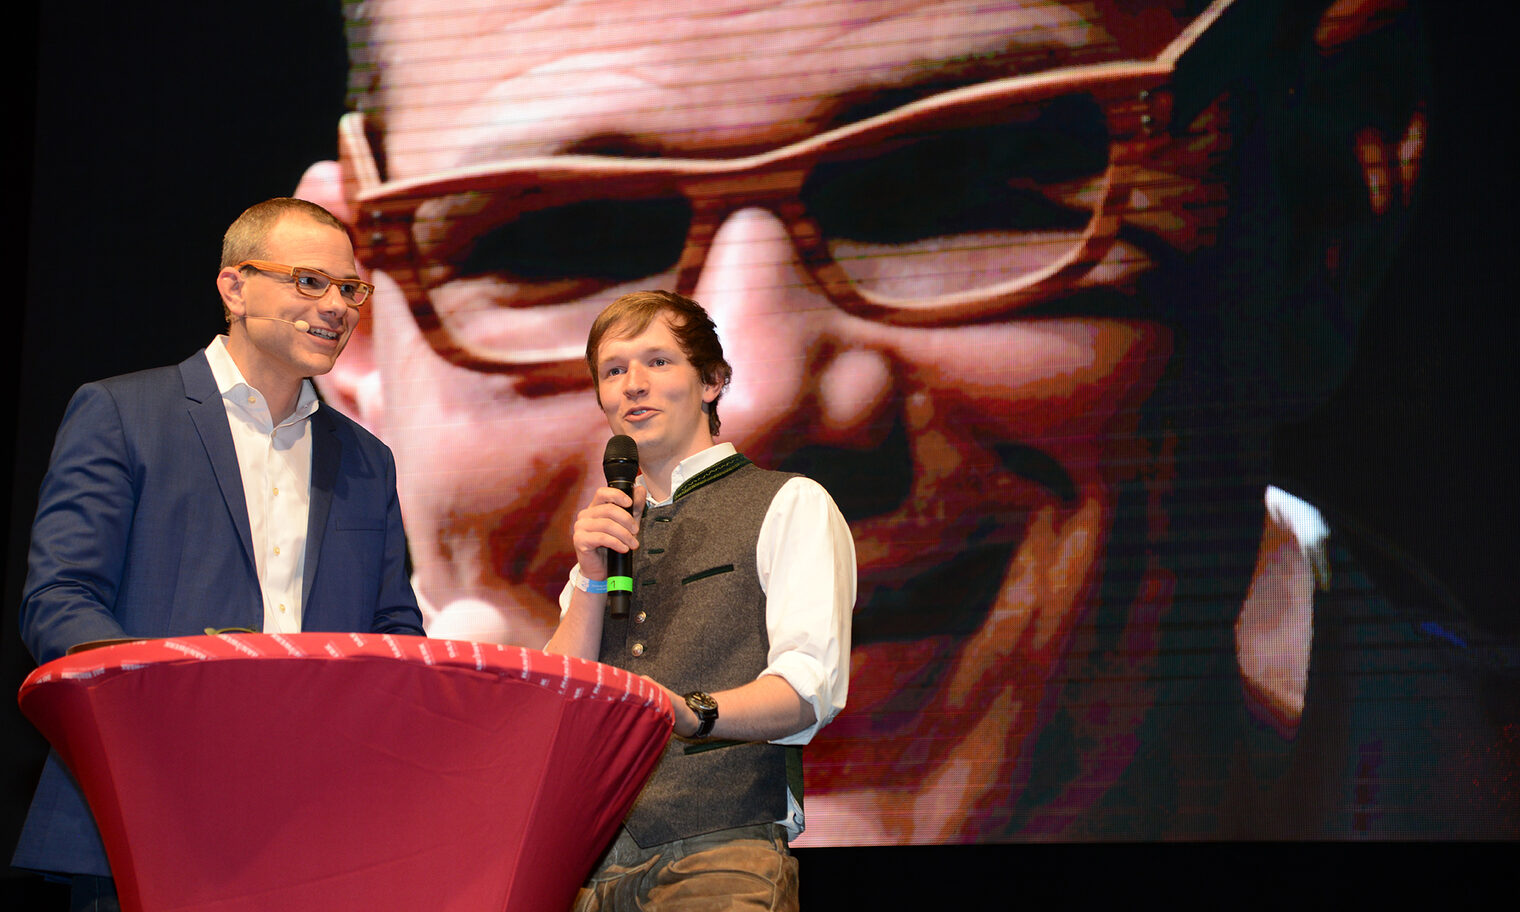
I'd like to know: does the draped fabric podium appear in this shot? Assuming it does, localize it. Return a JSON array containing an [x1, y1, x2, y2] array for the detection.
[[18, 633, 673, 912]]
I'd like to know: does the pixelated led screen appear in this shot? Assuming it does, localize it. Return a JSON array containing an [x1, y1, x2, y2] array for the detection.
[[19, 0, 1516, 846]]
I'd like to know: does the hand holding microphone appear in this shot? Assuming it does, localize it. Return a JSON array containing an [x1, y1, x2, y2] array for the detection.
[[570, 436, 642, 617]]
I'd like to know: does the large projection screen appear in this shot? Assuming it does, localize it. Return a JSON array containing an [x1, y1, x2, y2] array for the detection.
[[6, 0, 1517, 898]]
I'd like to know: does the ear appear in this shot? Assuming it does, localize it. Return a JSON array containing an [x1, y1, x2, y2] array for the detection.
[[217, 266, 247, 322], [296, 160, 384, 435], [701, 366, 729, 405]]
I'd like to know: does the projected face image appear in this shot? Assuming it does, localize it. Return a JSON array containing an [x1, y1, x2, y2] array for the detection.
[[298, 0, 1423, 842]]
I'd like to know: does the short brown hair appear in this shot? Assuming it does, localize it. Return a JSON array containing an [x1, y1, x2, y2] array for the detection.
[[586, 290, 733, 436], [220, 198, 349, 269]]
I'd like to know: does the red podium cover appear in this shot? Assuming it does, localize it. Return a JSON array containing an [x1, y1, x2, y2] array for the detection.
[[18, 633, 672, 912]]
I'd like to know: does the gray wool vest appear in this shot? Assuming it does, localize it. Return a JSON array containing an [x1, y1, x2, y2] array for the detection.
[[598, 454, 797, 847]]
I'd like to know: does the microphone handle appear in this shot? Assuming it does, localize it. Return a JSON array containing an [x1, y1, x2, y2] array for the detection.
[[606, 477, 635, 619]]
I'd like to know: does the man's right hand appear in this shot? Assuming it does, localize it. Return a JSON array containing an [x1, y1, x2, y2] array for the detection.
[[572, 483, 647, 581]]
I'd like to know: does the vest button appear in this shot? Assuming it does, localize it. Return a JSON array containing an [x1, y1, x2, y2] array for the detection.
[[631, 643, 645, 657], [634, 611, 647, 624]]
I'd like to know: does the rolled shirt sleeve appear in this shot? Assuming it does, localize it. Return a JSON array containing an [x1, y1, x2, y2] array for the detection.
[[756, 476, 856, 745]]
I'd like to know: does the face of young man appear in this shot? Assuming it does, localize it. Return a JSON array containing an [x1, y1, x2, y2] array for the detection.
[[593, 314, 722, 485], [296, 0, 1238, 840]]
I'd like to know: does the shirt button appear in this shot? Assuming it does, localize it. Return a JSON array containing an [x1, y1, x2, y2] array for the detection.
[[278, 603, 286, 613], [631, 643, 645, 657], [247, 396, 257, 405], [272, 487, 279, 496], [273, 546, 281, 556], [634, 611, 647, 624]]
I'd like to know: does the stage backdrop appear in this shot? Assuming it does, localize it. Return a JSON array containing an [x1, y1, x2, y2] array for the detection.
[[8, 0, 1517, 885]]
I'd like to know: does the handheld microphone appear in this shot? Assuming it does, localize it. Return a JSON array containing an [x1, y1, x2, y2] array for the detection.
[[602, 434, 639, 619]]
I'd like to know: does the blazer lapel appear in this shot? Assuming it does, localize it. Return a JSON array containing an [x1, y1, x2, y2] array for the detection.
[[181, 354, 257, 569], [305, 406, 340, 605]]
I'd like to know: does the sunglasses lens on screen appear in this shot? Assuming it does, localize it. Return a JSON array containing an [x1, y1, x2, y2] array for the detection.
[[805, 94, 1110, 301]]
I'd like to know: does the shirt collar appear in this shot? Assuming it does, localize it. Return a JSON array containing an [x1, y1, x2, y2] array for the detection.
[[205, 335, 320, 426], [641, 442, 737, 507]]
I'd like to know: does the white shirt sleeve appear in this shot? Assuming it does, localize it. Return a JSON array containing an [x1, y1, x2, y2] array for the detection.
[[755, 476, 856, 745]]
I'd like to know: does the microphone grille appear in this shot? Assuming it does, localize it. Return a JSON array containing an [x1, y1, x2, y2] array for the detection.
[[603, 435, 639, 480]]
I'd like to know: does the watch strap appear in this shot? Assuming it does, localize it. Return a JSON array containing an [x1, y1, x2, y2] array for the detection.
[[683, 691, 718, 738]]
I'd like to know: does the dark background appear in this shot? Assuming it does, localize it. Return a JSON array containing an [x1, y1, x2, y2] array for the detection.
[[6, 1, 1516, 905]]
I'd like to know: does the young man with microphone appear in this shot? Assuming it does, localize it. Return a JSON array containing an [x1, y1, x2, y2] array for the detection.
[[546, 290, 855, 911], [14, 197, 424, 908]]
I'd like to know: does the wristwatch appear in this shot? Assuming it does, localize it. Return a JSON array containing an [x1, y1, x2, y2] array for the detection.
[[682, 691, 719, 738]]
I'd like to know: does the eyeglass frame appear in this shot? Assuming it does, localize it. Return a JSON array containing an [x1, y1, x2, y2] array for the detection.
[[337, 0, 1250, 372], [235, 259, 374, 307]]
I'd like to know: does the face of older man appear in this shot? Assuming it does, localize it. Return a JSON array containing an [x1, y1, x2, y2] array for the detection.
[[300, 0, 1265, 842]]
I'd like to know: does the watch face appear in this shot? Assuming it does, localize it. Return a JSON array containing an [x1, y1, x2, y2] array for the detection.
[[685, 691, 718, 714]]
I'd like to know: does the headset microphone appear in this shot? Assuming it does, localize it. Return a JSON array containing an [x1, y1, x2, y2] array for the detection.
[[246, 316, 313, 333]]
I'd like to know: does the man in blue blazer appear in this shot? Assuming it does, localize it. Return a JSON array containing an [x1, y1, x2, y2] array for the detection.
[[13, 198, 425, 906]]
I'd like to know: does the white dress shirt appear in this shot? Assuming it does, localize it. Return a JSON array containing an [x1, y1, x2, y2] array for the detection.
[[205, 336, 321, 634]]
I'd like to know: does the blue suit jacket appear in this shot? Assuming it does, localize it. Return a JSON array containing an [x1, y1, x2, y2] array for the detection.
[[13, 349, 425, 877]]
